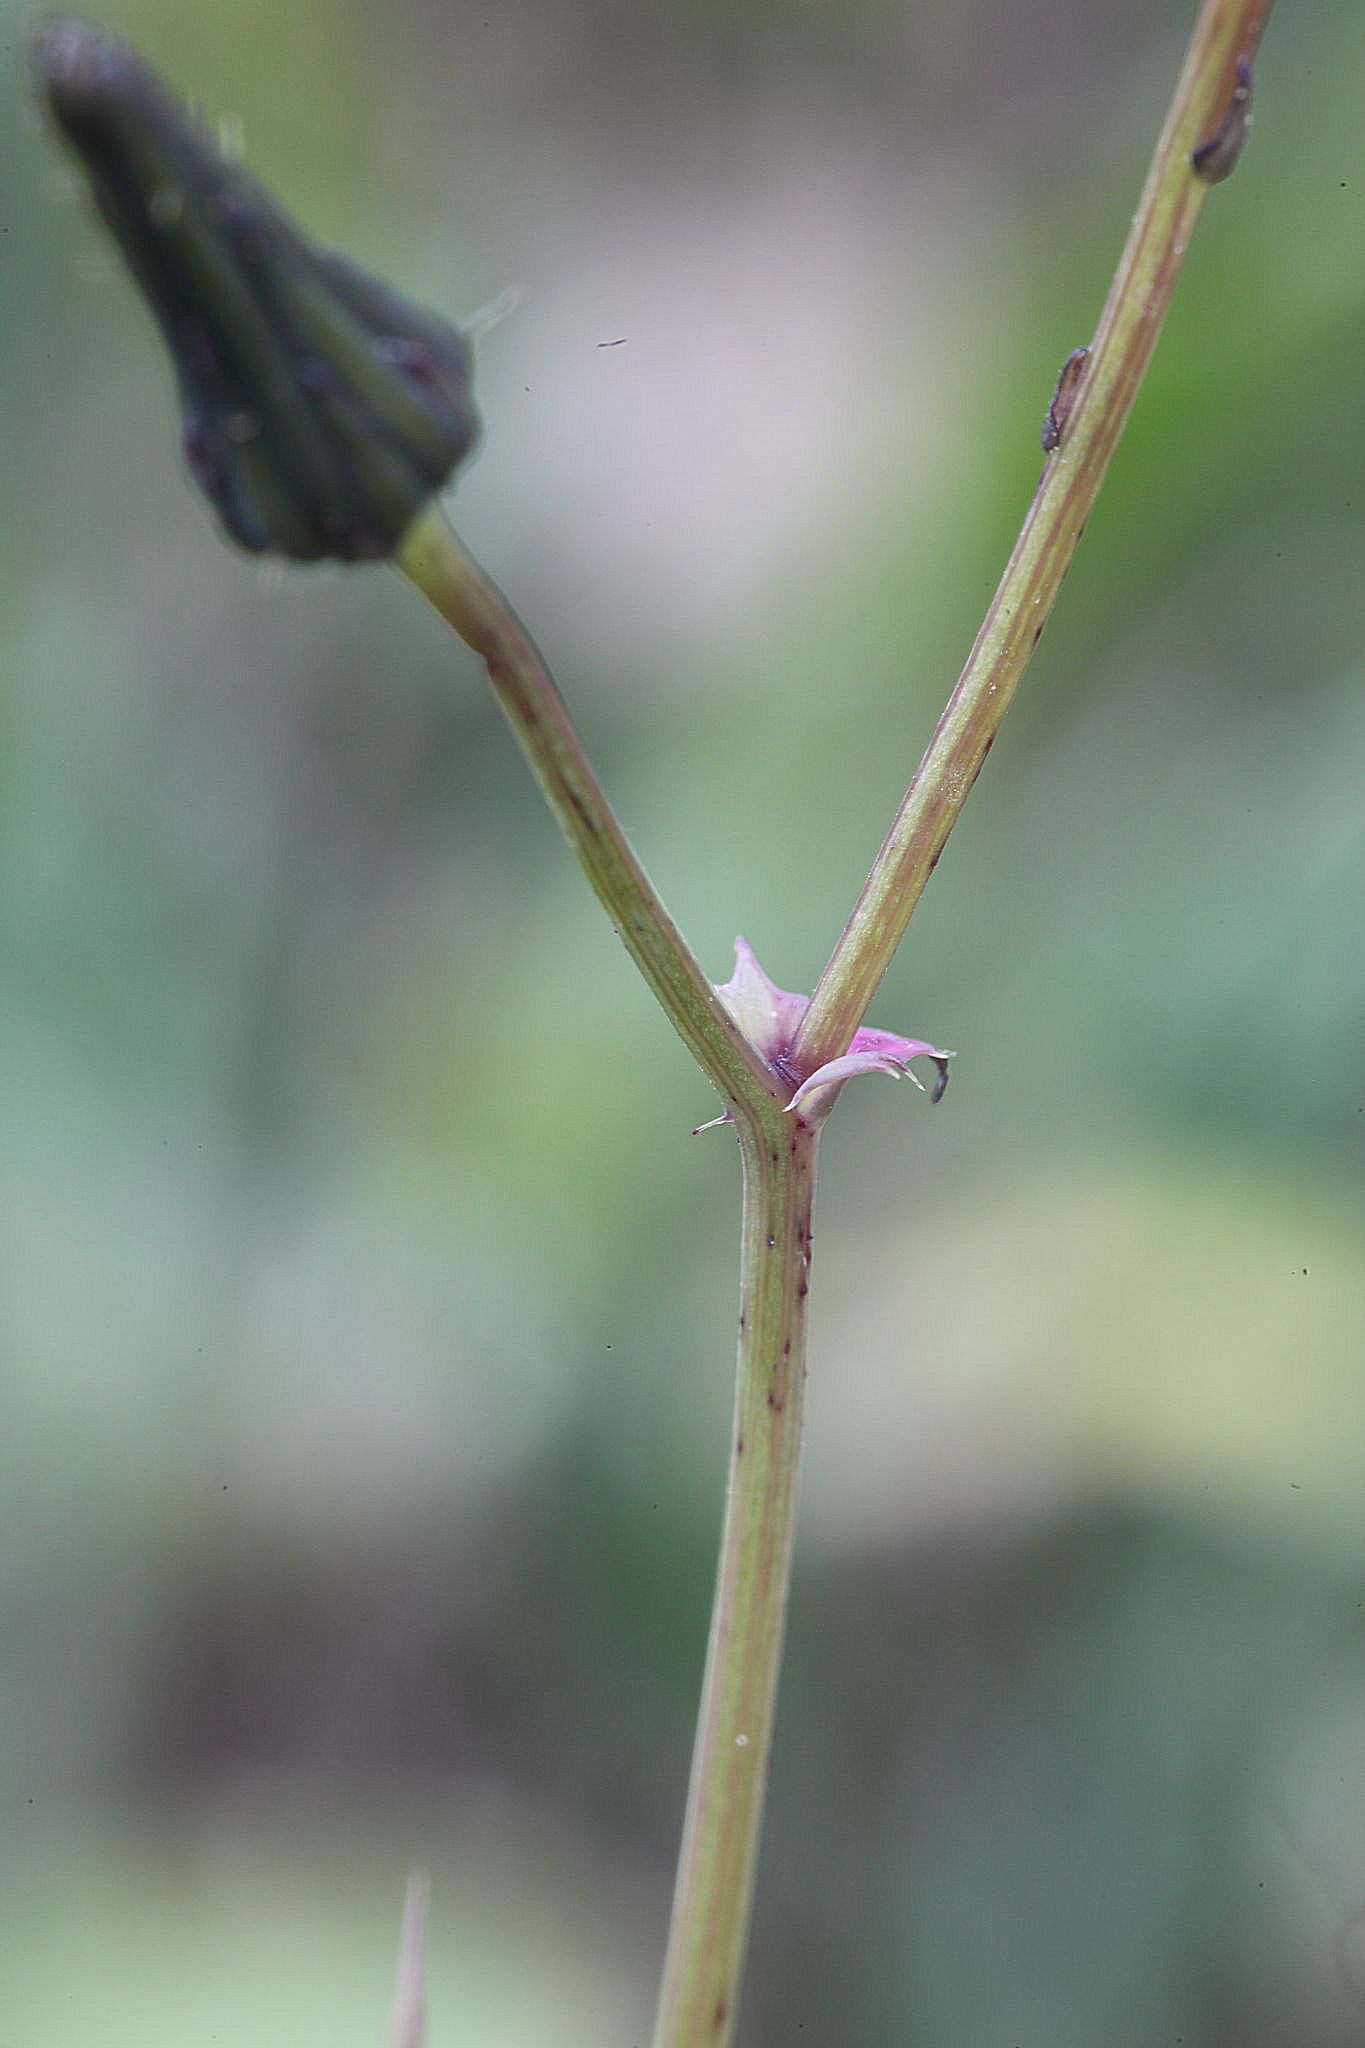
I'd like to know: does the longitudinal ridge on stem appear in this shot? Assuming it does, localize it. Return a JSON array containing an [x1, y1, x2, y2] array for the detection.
[[790, 0, 1274, 1087]]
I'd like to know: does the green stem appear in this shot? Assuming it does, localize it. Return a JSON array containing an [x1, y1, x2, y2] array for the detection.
[[651, 1116, 819, 2048], [396, 506, 781, 1121], [791, 0, 1273, 1079], [396, 499, 811, 2048], [397, 11, 1273, 2040]]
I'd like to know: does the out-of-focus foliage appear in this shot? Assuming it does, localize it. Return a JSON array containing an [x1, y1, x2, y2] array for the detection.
[[3, 1, 1362, 2042]]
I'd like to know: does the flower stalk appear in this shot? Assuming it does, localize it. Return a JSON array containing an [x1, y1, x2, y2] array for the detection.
[[791, 0, 1273, 1083], [396, 507, 781, 1121]]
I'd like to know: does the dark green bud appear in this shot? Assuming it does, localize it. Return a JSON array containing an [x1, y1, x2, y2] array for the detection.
[[35, 18, 480, 562]]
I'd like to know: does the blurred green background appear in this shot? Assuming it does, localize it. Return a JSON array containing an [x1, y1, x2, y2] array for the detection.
[[4, 2, 1363, 2042]]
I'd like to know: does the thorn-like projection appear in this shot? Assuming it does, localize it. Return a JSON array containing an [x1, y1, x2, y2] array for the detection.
[[1042, 347, 1089, 455], [1192, 55, 1255, 184]]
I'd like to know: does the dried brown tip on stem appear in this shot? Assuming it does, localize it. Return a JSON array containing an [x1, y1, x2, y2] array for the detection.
[[1041, 346, 1090, 455], [1192, 54, 1255, 183]]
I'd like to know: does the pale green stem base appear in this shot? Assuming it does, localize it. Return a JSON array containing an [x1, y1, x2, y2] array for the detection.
[[396, 507, 780, 1120], [651, 1117, 819, 2048]]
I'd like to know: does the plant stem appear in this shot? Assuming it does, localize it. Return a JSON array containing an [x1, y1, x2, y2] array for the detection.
[[791, 0, 1273, 1080], [396, 500, 811, 2048], [652, 1116, 819, 2048], [399, 11, 1273, 2042], [396, 505, 782, 1121]]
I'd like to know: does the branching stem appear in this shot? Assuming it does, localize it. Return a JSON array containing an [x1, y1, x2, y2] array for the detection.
[[397, 508, 782, 1124], [399, 8, 1273, 2044]]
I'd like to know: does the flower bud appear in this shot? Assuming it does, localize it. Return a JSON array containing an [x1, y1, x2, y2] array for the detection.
[[35, 18, 480, 562]]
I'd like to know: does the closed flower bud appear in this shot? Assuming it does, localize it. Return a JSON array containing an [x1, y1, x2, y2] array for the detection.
[[35, 18, 480, 563]]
